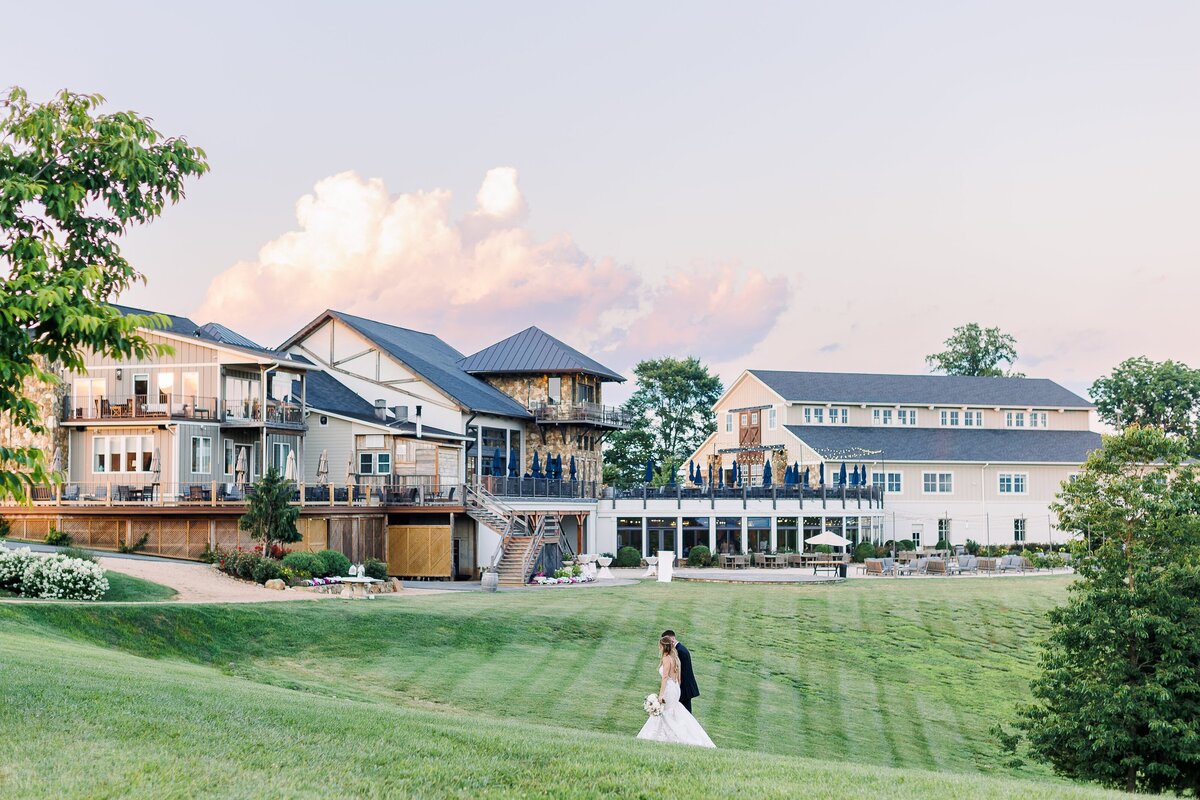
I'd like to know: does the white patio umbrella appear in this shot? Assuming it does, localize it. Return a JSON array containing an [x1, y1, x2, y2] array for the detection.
[[284, 450, 297, 482], [49, 449, 63, 474], [345, 454, 356, 486], [235, 447, 248, 486], [805, 531, 852, 548], [316, 449, 329, 486]]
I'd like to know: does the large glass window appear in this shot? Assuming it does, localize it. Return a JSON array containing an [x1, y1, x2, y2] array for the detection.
[[647, 518, 675, 556], [681, 518, 709, 558], [617, 518, 642, 552], [716, 517, 741, 555], [845, 517, 860, 547], [1014, 518, 1027, 542], [158, 373, 175, 403], [548, 377, 562, 404], [873, 472, 902, 493], [480, 427, 507, 475], [777, 517, 799, 552], [93, 436, 108, 473], [271, 442, 290, 475], [225, 440, 237, 475], [93, 435, 154, 474], [802, 517, 821, 550], [999, 473, 1027, 494], [191, 436, 212, 474], [748, 517, 770, 553], [182, 371, 200, 404], [74, 377, 106, 414]]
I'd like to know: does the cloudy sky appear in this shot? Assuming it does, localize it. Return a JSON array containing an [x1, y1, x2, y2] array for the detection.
[[5, 2, 1198, 399]]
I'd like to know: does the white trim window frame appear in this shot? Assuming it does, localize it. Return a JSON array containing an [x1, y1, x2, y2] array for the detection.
[[1028, 411, 1048, 428], [998, 472, 1028, 494], [725, 412, 733, 433], [872, 471, 902, 494], [272, 442, 291, 474], [191, 436, 213, 474], [922, 471, 953, 494], [1006, 411, 1026, 428], [940, 410, 960, 427], [768, 407, 777, 430], [224, 439, 236, 475], [873, 408, 892, 426], [1014, 518, 1027, 542], [963, 410, 982, 427]]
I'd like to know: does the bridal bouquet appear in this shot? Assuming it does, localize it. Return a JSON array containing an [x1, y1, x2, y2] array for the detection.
[[643, 694, 664, 717]]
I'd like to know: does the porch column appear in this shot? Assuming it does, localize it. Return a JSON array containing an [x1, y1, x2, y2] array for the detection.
[[769, 515, 778, 553], [675, 516, 683, 560], [641, 516, 649, 557], [740, 516, 748, 555], [708, 516, 716, 552]]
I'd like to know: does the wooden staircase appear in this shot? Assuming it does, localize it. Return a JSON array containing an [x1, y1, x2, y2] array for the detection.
[[465, 485, 564, 587], [495, 535, 539, 586]]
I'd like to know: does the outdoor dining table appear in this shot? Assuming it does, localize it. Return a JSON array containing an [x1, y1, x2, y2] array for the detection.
[[809, 560, 847, 576], [759, 553, 784, 568]]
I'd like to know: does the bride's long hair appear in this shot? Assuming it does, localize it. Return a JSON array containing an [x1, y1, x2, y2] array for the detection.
[[659, 635, 681, 682]]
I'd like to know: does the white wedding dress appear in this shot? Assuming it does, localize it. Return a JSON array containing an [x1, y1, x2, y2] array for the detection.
[[637, 666, 716, 748]]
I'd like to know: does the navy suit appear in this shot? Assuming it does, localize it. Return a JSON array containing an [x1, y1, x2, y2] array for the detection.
[[675, 641, 700, 713]]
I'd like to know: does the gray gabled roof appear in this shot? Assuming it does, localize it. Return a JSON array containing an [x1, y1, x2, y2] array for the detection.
[[785, 425, 1102, 463], [302, 370, 464, 439], [111, 304, 306, 364], [459, 326, 625, 382], [111, 304, 204, 337], [198, 322, 265, 351], [323, 311, 532, 419], [752, 370, 1092, 409]]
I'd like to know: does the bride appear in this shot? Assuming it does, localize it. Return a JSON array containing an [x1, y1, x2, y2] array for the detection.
[[636, 635, 716, 748]]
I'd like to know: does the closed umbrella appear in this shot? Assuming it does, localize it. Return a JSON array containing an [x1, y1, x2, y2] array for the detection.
[[803, 466, 811, 487], [556, 454, 564, 480], [733, 461, 741, 486], [509, 448, 520, 478], [850, 465, 859, 486], [666, 462, 676, 485], [316, 450, 329, 486], [706, 463, 712, 487], [50, 449, 62, 474], [718, 464, 724, 488], [762, 459, 772, 488], [818, 462, 825, 486], [235, 447, 248, 486], [569, 455, 577, 481], [644, 457, 654, 484], [284, 450, 297, 482], [784, 464, 793, 484], [532, 450, 543, 479], [346, 454, 355, 486], [839, 462, 847, 487]]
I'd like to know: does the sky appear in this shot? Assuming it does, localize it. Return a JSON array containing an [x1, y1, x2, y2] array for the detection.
[[4, 1, 1198, 401]]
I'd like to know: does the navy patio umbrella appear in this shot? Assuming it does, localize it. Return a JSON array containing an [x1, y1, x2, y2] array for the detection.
[[733, 461, 741, 486], [849, 465, 859, 486], [569, 455, 577, 481], [644, 457, 655, 484], [509, 448, 519, 478], [763, 459, 773, 488], [532, 450, 543, 479], [839, 462, 848, 486], [803, 467, 811, 487], [492, 447, 503, 477], [818, 462, 825, 486]]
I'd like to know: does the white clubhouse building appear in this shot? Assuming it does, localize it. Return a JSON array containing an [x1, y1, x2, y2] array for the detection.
[[592, 369, 1099, 557]]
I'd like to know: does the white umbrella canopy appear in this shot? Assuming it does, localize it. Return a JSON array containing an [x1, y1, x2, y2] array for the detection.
[[316, 450, 329, 485], [284, 450, 297, 482], [345, 454, 355, 486], [805, 531, 852, 548], [149, 449, 161, 482], [49, 449, 63, 474], [234, 447, 248, 485]]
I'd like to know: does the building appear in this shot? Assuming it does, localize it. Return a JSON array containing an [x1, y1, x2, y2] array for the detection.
[[588, 369, 1100, 558]]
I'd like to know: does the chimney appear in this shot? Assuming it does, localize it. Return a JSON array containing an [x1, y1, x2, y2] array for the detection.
[[415, 404, 423, 438], [374, 399, 387, 421], [392, 405, 409, 423]]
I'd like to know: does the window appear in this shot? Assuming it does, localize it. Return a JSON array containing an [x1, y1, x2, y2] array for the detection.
[[1028, 411, 1048, 428], [93, 435, 154, 474], [74, 377, 106, 413], [359, 452, 373, 475], [963, 410, 982, 427], [873, 408, 893, 425], [835, 407, 848, 424], [803, 408, 810, 424], [547, 376, 561, 403], [480, 427, 507, 475], [998, 473, 1027, 494], [191, 436, 212, 474], [158, 373, 175, 403], [923, 472, 953, 493], [182, 371, 200, 403], [871, 472, 902, 493], [938, 518, 951, 541], [272, 442, 290, 474], [1006, 411, 1026, 428], [1014, 518, 1027, 542], [897, 409, 917, 425], [93, 436, 108, 473], [940, 410, 960, 426], [740, 412, 748, 427], [225, 440, 236, 475], [376, 451, 391, 475], [133, 374, 149, 402], [767, 408, 777, 430], [812, 407, 824, 424], [911, 524, 923, 546], [750, 411, 758, 425], [725, 413, 733, 433], [357, 451, 390, 475]]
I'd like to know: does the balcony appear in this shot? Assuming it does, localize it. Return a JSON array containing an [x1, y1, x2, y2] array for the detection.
[[530, 401, 631, 429], [477, 475, 598, 501], [64, 394, 219, 424], [221, 399, 306, 430]]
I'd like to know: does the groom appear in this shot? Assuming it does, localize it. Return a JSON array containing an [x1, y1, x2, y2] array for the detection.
[[662, 630, 699, 713]]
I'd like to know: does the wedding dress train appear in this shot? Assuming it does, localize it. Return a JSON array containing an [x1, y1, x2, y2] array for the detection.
[[636, 668, 716, 748]]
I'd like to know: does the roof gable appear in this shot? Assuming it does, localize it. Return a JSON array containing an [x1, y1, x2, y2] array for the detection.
[[459, 326, 625, 382], [751, 370, 1092, 409], [327, 311, 532, 419]]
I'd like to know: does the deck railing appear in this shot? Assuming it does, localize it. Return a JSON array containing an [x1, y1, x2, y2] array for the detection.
[[609, 482, 885, 509], [530, 401, 631, 428], [64, 394, 220, 423], [221, 399, 305, 427], [476, 475, 598, 501], [5, 478, 462, 509]]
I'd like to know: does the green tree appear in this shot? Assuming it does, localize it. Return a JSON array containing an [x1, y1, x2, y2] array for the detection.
[[603, 357, 722, 487], [926, 323, 1021, 377], [0, 88, 207, 500], [239, 468, 302, 558], [1090, 357, 1200, 445], [1017, 426, 1200, 794]]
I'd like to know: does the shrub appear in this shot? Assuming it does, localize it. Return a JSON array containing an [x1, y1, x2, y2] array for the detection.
[[965, 539, 981, 556], [936, 537, 951, 551], [281, 551, 325, 579], [364, 558, 389, 581], [687, 545, 711, 567], [315, 549, 351, 578], [20, 553, 108, 600], [0, 518, 10, 538], [251, 558, 283, 584], [552, 567, 570, 579], [852, 542, 877, 562], [59, 546, 97, 563], [815, 544, 833, 554], [614, 546, 641, 568], [45, 528, 72, 547], [118, 533, 151, 554], [0, 546, 38, 592]]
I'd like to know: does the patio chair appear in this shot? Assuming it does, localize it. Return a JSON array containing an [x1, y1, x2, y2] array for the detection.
[[926, 559, 948, 576], [62, 484, 80, 502], [865, 558, 887, 576], [998, 555, 1024, 573], [957, 555, 978, 573], [977, 557, 998, 573]]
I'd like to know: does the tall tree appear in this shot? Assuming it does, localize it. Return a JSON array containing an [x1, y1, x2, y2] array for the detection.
[[0, 88, 208, 500], [239, 469, 302, 558], [1018, 426, 1200, 794], [603, 357, 722, 487], [1090, 356, 1200, 444], [926, 323, 1021, 377]]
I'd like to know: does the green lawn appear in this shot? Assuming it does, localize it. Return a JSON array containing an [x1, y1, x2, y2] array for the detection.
[[99, 570, 178, 602], [0, 576, 1130, 798]]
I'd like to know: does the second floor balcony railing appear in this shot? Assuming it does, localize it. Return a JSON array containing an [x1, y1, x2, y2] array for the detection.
[[477, 474, 598, 500], [222, 399, 305, 427], [64, 394, 219, 423], [530, 401, 631, 428]]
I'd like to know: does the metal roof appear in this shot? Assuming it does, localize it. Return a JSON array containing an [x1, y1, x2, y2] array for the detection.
[[328, 311, 532, 419], [198, 322, 266, 351], [459, 326, 625, 382], [110, 305, 305, 364], [785, 425, 1102, 463], [752, 370, 1092, 408], [111, 304, 204, 337], [302, 370, 464, 438]]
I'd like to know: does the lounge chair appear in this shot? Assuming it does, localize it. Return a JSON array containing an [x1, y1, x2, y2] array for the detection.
[[957, 555, 978, 574], [998, 555, 1025, 573], [865, 558, 889, 576], [926, 559, 948, 576]]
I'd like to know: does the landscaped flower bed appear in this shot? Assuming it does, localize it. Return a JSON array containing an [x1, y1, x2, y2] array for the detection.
[[532, 564, 595, 585], [0, 545, 109, 600]]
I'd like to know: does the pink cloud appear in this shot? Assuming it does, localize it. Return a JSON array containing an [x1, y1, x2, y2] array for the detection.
[[194, 169, 787, 369]]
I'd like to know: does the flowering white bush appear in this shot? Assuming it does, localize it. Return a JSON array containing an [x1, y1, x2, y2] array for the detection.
[[0, 545, 39, 593], [532, 575, 596, 586], [4, 549, 109, 600]]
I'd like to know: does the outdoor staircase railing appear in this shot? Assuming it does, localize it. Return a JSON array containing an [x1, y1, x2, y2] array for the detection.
[[467, 484, 530, 571]]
